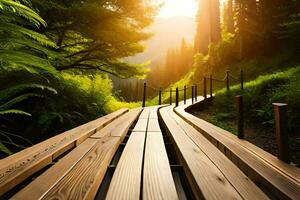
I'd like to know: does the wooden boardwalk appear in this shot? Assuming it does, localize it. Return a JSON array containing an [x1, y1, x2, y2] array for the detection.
[[1, 98, 300, 200]]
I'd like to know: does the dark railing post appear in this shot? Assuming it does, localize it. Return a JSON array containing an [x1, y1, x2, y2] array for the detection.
[[195, 84, 198, 102], [236, 95, 244, 139], [203, 76, 207, 99], [192, 86, 194, 104], [176, 87, 179, 107], [210, 74, 213, 97], [159, 87, 162, 105], [241, 69, 244, 90], [273, 103, 290, 163], [170, 88, 172, 105], [226, 70, 230, 91], [142, 82, 146, 107], [184, 85, 186, 105]]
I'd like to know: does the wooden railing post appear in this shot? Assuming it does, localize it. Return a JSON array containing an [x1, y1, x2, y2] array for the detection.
[[170, 88, 172, 105], [159, 87, 162, 105], [273, 103, 290, 163], [176, 87, 179, 107], [195, 84, 198, 102], [192, 86, 194, 104], [226, 70, 230, 91], [184, 85, 186, 105], [241, 69, 244, 90], [210, 74, 213, 97], [142, 82, 146, 107], [236, 95, 244, 139], [203, 76, 207, 99]]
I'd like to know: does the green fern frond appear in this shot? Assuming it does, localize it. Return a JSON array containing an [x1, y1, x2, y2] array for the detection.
[[0, 0, 46, 27], [0, 109, 31, 116], [0, 50, 57, 73], [0, 22, 56, 47], [0, 142, 13, 155], [0, 93, 43, 110], [0, 83, 57, 103]]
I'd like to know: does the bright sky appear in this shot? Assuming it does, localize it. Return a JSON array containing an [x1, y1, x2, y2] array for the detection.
[[158, 0, 226, 18], [158, 0, 198, 18]]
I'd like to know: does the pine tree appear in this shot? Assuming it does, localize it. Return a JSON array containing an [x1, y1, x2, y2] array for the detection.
[[223, 0, 234, 33], [195, 0, 211, 54]]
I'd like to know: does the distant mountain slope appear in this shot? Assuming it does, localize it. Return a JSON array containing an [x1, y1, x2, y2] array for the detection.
[[128, 16, 196, 64]]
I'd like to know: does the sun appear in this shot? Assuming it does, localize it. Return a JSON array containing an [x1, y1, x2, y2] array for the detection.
[[158, 0, 198, 18]]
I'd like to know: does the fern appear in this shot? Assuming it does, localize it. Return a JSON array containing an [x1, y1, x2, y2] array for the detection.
[[0, 142, 12, 155], [0, 0, 46, 27], [0, 109, 31, 116], [0, 93, 44, 110], [0, 22, 56, 47], [0, 50, 57, 73], [0, 83, 57, 104]]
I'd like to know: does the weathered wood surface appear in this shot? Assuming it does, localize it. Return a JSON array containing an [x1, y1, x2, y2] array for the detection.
[[143, 131, 178, 200], [14, 109, 141, 199], [170, 107, 269, 200], [41, 137, 120, 200], [106, 131, 146, 200], [160, 106, 243, 200], [0, 108, 128, 196], [175, 105, 300, 199], [2, 101, 300, 200], [91, 108, 142, 138]]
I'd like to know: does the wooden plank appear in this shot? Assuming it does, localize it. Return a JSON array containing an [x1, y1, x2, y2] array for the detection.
[[174, 106, 300, 199], [147, 119, 161, 132], [91, 108, 142, 138], [132, 118, 148, 132], [106, 131, 146, 200], [40, 137, 120, 200], [171, 111, 269, 200], [159, 107, 243, 200], [12, 139, 98, 200], [176, 105, 300, 183], [149, 106, 159, 119], [139, 107, 150, 119], [143, 131, 178, 200], [0, 108, 128, 196]]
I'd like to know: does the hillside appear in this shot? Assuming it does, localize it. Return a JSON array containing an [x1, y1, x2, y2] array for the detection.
[[189, 67, 300, 164]]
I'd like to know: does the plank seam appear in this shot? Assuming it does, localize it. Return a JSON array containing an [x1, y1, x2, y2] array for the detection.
[[139, 109, 150, 200], [169, 111, 246, 199]]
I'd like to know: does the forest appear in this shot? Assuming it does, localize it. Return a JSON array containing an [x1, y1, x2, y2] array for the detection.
[[0, 0, 299, 159]]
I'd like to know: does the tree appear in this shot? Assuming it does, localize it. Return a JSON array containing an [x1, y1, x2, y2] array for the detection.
[[31, 0, 159, 78], [194, 0, 221, 54], [195, 0, 211, 54], [210, 0, 221, 43], [223, 0, 234, 33]]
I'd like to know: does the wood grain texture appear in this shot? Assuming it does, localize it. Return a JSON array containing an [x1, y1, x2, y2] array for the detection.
[[91, 108, 142, 138], [106, 131, 146, 200], [176, 105, 300, 184], [149, 106, 159, 119], [143, 131, 178, 200], [147, 119, 161, 132], [0, 108, 128, 196], [170, 110, 269, 200], [132, 118, 148, 132], [12, 139, 99, 200], [159, 107, 243, 200], [174, 105, 300, 199], [41, 137, 120, 200], [139, 107, 150, 118]]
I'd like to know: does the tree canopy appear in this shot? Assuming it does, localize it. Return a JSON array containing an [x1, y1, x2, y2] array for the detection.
[[31, 0, 159, 78]]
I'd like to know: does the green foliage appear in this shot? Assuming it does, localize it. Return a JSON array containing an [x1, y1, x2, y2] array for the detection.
[[213, 67, 300, 132], [31, 0, 159, 78]]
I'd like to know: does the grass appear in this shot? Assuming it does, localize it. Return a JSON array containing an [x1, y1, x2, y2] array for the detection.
[[212, 66, 300, 132], [189, 66, 300, 163]]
